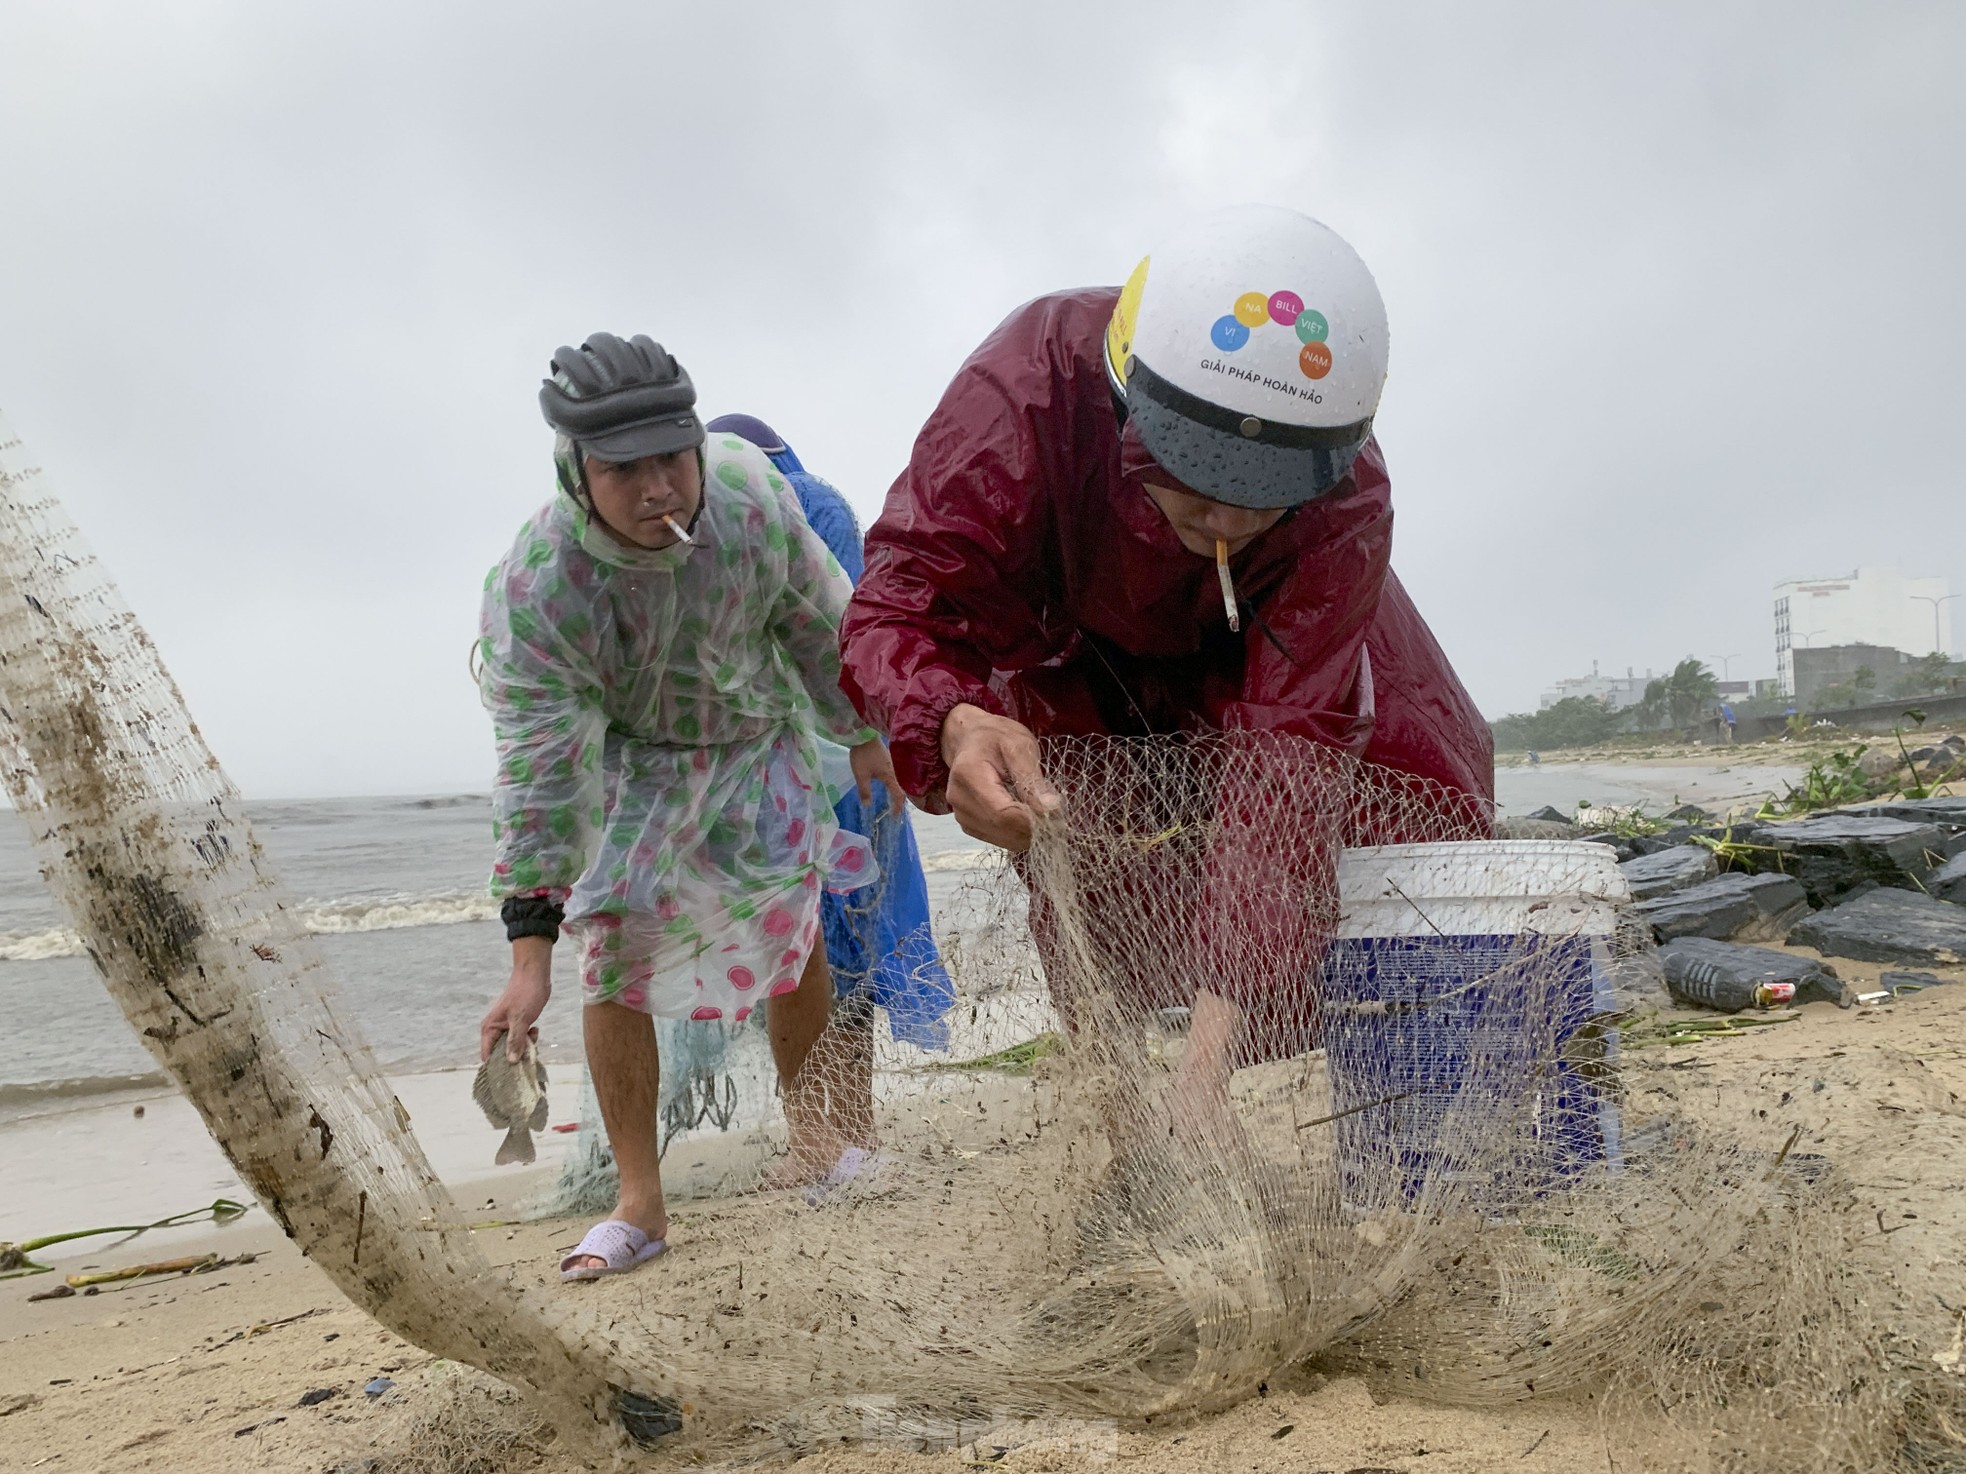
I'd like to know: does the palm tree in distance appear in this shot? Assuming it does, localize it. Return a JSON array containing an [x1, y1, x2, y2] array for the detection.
[[1663, 657, 1720, 728], [1632, 657, 1719, 733]]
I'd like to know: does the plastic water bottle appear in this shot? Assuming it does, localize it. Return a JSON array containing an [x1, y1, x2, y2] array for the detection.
[[1666, 962, 1796, 1013]]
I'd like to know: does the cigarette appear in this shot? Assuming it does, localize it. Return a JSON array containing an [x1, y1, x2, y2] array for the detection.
[[663, 514, 695, 546], [1216, 538, 1240, 632]]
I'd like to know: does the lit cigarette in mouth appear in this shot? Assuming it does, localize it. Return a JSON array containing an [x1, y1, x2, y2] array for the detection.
[[663, 515, 695, 546], [1216, 538, 1240, 632]]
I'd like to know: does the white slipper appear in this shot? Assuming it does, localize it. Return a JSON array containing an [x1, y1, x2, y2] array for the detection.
[[803, 1146, 890, 1206], [559, 1219, 667, 1282]]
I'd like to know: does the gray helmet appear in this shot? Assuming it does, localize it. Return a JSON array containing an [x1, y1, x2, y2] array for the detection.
[[538, 333, 705, 462]]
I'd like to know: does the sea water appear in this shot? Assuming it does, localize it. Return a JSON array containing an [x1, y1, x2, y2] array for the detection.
[[0, 794, 985, 1124], [0, 765, 1759, 1122]]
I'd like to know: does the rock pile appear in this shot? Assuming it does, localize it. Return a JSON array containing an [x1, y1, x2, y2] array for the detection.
[[1499, 793, 1966, 1004]]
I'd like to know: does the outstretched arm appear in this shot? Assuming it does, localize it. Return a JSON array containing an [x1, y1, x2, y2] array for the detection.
[[841, 373, 1063, 809]]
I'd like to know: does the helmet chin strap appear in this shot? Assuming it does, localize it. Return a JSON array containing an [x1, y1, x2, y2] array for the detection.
[[557, 445, 596, 515]]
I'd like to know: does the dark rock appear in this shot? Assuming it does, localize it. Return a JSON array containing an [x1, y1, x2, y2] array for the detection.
[[1495, 817, 1577, 840], [1658, 938, 1847, 1012], [1734, 814, 1947, 906], [1629, 824, 1725, 856], [1789, 888, 1966, 966], [1636, 872, 1811, 944], [298, 1387, 338, 1408], [1849, 796, 1966, 832], [1618, 845, 1719, 900], [1578, 832, 1639, 862], [1931, 852, 1966, 905], [1665, 803, 1718, 823], [1527, 805, 1571, 824]]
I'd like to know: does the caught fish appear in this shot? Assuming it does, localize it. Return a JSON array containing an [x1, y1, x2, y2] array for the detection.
[[472, 1031, 549, 1165]]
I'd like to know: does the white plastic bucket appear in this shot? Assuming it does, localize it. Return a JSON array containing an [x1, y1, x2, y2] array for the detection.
[[1323, 841, 1632, 1208]]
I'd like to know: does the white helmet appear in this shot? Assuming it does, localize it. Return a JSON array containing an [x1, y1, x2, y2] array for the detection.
[[1105, 204, 1389, 508]]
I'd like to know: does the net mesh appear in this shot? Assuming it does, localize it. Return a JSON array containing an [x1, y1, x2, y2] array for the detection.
[[3, 410, 1963, 1470], [530, 734, 1965, 1470]]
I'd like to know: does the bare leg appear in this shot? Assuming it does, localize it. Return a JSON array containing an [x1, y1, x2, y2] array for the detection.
[[762, 939, 848, 1187], [834, 1014, 878, 1150], [566, 999, 667, 1270], [1168, 988, 1243, 1145]]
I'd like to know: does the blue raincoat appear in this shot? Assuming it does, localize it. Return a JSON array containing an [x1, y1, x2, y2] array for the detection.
[[706, 415, 954, 1050]]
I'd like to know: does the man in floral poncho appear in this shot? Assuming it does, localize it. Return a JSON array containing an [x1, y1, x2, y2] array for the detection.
[[477, 333, 898, 1279]]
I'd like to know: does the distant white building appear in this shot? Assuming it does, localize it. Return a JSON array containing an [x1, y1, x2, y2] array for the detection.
[[1538, 663, 1655, 712], [1773, 566, 1953, 696]]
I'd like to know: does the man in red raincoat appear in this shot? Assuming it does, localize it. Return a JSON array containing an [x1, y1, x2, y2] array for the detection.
[[840, 205, 1492, 1123]]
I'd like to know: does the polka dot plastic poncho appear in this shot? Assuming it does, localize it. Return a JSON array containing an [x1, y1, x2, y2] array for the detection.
[[478, 435, 880, 1021]]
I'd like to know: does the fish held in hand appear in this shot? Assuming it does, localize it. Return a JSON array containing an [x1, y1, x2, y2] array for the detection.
[[473, 1032, 549, 1165]]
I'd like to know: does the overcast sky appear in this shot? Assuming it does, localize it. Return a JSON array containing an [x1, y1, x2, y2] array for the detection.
[[2, 2, 1959, 797]]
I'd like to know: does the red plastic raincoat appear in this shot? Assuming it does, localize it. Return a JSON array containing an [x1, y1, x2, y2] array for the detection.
[[840, 288, 1493, 809]]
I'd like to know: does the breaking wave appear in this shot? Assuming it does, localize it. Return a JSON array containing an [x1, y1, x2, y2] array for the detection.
[[0, 890, 503, 961], [0, 850, 995, 960], [0, 1071, 170, 1111]]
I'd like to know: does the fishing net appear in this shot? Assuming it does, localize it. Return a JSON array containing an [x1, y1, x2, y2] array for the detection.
[[3, 408, 1962, 1470], [517, 733, 1966, 1469]]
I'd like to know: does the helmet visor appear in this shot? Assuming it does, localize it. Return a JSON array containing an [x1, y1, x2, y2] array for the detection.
[[1125, 360, 1371, 509], [576, 414, 704, 463]]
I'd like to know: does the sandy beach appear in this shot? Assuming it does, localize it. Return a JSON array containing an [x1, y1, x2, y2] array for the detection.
[[6, 929, 1963, 1472]]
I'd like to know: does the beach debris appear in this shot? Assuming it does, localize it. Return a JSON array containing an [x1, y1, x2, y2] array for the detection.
[[1789, 888, 1966, 966], [233, 1416, 286, 1437], [0, 1392, 40, 1417], [1878, 969, 1958, 996], [65, 1253, 224, 1287], [297, 1386, 339, 1407], [616, 1390, 684, 1445], [26, 1283, 75, 1302], [132, 1104, 145, 1118], [936, 1032, 1063, 1077], [364, 1376, 396, 1399], [0, 1198, 250, 1279], [1659, 939, 1848, 1012], [1636, 872, 1810, 945], [1626, 1014, 1799, 1050], [1618, 845, 1719, 900], [473, 1031, 550, 1166]]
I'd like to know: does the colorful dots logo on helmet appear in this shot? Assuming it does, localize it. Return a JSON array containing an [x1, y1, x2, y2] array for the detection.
[[1209, 315, 1251, 352], [1208, 290, 1335, 381]]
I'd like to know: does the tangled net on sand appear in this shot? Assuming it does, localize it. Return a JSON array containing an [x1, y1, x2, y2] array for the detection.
[[1, 409, 1961, 1470], [543, 736, 1960, 1471]]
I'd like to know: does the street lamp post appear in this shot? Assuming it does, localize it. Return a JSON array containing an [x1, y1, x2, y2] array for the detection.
[[1911, 594, 1959, 657], [1720, 653, 1743, 683]]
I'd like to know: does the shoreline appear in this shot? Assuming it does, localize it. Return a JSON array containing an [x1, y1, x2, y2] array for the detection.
[[0, 1068, 586, 1267]]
